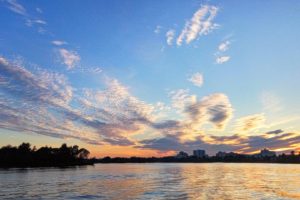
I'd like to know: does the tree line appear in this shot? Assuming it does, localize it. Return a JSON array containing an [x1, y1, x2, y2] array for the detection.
[[0, 143, 93, 168]]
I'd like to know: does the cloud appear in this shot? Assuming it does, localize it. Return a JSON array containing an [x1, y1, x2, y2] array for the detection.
[[168, 91, 233, 130], [0, 57, 90, 142], [33, 19, 46, 25], [154, 25, 162, 34], [218, 41, 230, 52], [188, 72, 204, 87], [0, 56, 156, 146], [186, 93, 233, 129], [266, 129, 284, 135], [36, 7, 43, 13], [5, 0, 49, 35], [6, 0, 27, 16], [216, 56, 230, 64], [176, 5, 219, 46], [139, 131, 300, 155], [25, 19, 47, 27], [166, 29, 175, 45], [1, 56, 234, 147], [88, 67, 102, 74], [1, 56, 298, 154], [52, 40, 67, 46], [58, 48, 80, 69], [169, 89, 196, 111], [235, 113, 266, 132]]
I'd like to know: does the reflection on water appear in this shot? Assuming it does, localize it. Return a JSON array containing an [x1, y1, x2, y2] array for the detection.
[[1, 163, 300, 199]]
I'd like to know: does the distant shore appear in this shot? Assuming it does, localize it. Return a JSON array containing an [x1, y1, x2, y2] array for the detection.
[[93, 152, 300, 164], [2, 143, 300, 168]]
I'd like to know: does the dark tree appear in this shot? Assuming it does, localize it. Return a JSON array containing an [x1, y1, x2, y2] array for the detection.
[[0, 143, 94, 168]]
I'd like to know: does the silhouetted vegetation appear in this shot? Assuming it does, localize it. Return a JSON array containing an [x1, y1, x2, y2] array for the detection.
[[95, 152, 300, 164], [0, 143, 94, 168]]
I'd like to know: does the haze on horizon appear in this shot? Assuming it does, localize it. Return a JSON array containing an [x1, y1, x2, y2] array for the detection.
[[0, 0, 300, 157]]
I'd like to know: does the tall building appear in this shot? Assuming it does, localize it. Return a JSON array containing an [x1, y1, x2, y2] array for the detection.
[[176, 151, 189, 158], [193, 149, 206, 158]]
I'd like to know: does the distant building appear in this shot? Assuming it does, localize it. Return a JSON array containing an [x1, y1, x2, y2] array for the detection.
[[259, 148, 276, 157], [193, 149, 206, 158], [176, 151, 189, 158]]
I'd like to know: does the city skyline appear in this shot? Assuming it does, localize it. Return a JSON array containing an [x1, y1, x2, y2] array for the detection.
[[1, 0, 300, 157]]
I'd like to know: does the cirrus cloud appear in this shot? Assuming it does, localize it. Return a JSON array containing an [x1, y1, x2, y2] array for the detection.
[[235, 113, 266, 133], [176, 5, 219, 46]]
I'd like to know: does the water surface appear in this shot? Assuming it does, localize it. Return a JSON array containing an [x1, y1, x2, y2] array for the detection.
[[1, 163, 300, 199]]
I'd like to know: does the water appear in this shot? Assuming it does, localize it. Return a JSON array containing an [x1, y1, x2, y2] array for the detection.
[[0, 163, 300, 199]]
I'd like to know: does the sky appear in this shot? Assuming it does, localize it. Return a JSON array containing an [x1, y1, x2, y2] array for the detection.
[[0, 0, 300, 157]]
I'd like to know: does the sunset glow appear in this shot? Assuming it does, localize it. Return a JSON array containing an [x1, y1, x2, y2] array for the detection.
[[1, 0, 300, 157]]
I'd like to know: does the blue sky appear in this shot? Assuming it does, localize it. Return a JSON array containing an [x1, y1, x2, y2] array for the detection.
[[0, 0, 300, 156]]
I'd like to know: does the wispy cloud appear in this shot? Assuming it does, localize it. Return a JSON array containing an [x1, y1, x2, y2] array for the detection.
[[52, 40, 67, 46], [154, 25, 162, 34], [176, 5, 219, 46], [218, 40, 230, 52], [25, 19, 47, 27], [5, 0, 48, 35], [1, 56, 188, 146], [166, 29, 175, 45], [188, 72, 204, 87], [216, 56, 230, 64], [235, 113, 266, 133], [36, 7, 43, 13], [169, 89, 196, 111], [0, 56, 153, 146], [33, 19, 46, 25], [58, 48, 80, 69], [6, 0, 27, 16]]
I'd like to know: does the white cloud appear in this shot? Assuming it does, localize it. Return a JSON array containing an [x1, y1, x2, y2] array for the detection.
[[177, 5, 219, 46], [188, 72, 204, 87], [26, 19, 47, 27], [59, 48, 80, 69], [154, 25, 162, 34], [166, 29, 175, 45], [6, 0, 27, 16], [216, 56, 230, 64], [218, 40, 230, 52], [169, 89, 196, 111], [34, 19, 46, 25], [52, 40, 67, 46]]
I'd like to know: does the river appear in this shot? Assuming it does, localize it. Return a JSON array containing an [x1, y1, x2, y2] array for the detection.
[[1, 163, 300, 199]]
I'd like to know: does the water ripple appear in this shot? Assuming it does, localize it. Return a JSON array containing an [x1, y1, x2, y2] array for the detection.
[[1, 163, 300, 199]]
